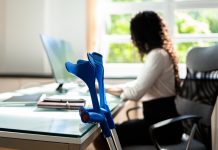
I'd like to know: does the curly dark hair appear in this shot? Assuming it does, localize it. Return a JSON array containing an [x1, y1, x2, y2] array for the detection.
[[130, 11, 180, 90]]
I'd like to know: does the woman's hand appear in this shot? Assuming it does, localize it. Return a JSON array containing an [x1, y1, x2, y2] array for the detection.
[[95, 84, 123, 96], [105, 87, 123, 96]]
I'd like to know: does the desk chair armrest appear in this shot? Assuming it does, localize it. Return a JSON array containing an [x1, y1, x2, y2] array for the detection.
[[149, 115, 201, 150], [126, 106, 142, 120]]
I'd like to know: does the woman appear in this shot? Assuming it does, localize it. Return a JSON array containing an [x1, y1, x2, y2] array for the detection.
[[95, 11, 183, 148], [107, 11, 180, 101]]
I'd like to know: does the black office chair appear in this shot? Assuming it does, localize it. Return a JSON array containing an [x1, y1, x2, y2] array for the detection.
[[124, 44, 218, 150]]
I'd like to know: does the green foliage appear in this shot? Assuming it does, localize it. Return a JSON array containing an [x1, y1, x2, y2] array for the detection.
[[188, 10, 218, 33], [175, 10, 218, 63], [107, 14, 132, 35], [205, 14, 218, 33], [107, 43, 141, 63], [175, 42, 198, 63], [175, 12, 210, 34], [176, 41, 217, 63]]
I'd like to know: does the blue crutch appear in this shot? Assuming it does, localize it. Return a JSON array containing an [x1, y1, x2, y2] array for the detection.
[[87, 52, 122, 150], [65, 57, 119, 150]]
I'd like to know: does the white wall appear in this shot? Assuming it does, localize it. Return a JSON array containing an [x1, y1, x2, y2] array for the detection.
[[44, 0, 87, 72], [0, 0, 6, 70], [0, 0, 87, 75], [3, 0, 45, 75]]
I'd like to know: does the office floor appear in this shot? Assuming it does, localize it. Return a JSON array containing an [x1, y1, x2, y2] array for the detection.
[[0, 77, 140, 150]]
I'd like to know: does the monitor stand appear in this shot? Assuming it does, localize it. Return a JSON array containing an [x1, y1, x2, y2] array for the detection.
[[56, 83, 68, 93]]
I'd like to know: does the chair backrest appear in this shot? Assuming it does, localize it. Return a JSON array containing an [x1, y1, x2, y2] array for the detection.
[[175, 44, 218, 149], [186, 44, 218, 72]]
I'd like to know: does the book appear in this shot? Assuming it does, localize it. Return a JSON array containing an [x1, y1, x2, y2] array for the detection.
[[37, 95, 86, 110]]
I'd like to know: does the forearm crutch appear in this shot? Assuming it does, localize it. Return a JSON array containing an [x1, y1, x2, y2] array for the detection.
[[87, 52, 122, 150], [65, 54, 121, 150]]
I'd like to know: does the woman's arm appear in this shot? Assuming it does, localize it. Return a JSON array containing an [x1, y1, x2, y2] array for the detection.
[[120, 50, 166, 101]]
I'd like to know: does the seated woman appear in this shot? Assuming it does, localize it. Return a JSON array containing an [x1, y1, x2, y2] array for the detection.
[[95, 10, 183, 149]]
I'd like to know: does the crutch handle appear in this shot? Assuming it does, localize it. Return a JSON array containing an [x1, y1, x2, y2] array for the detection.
[[80, 106, 116, 129], [79, 107, 112, 137], [80, 110, 104, 123]]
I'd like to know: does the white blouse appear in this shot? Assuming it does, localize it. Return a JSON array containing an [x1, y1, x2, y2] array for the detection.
[[120, 48, 176, 101]]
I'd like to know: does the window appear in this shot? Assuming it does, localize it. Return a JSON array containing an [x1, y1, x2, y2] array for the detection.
[[174, 5, 218, 63], [96, 0, 218, 65]]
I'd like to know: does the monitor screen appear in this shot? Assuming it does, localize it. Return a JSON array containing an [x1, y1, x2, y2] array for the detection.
[[40, 34, 76, 92]]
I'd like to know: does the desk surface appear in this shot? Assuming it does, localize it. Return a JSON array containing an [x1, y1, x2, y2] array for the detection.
[[0, 83, 123, 149]]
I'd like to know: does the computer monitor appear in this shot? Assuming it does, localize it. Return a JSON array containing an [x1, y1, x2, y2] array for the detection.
[[40, 34, 76, 93]]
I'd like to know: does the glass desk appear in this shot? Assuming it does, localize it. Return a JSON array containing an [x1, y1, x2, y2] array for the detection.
[[0, 83, 123, 150]]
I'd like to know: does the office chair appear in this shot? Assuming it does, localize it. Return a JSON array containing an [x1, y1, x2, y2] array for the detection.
[[124, 44, 218, 150]]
